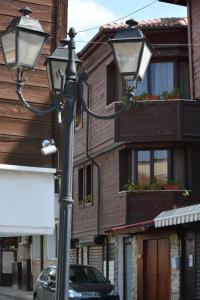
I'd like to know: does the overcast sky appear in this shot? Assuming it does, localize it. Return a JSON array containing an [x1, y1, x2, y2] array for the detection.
[[68, 0, 187, 51]]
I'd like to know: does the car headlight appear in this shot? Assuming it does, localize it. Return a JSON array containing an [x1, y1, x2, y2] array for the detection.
[[68, 289, 82, 298]]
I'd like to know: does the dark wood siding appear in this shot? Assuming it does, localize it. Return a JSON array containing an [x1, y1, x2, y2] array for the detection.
[[0, 0, 67, 167], [115, 100, 200, 144], [189, 0, 200, 99], [196, 229, 200, 299]]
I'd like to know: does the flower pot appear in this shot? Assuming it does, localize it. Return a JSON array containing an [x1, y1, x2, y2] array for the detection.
[[163, 184, 180, 190], [148, 95, 160, 100], [166, 95, 181, 100]]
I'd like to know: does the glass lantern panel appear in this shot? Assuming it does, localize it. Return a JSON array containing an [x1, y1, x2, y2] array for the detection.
[[113, 41, 142, 74], [138, 43, 152, 80], [1, 31, 16, 66], [18, 30, 46, 68], [48, 60, 67, 93]]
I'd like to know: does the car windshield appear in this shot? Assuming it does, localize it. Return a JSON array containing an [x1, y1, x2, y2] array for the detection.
[[69, 265, 108, 284]]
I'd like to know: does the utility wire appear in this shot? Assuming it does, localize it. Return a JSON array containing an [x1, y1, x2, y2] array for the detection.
[[76, 0, 158, 34]]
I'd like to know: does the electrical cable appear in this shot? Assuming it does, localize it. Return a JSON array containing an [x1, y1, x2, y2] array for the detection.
[[75, 0, 158, 34]]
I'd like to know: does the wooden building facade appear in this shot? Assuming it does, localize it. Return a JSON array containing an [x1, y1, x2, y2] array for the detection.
[[0, 0, 67, 289], [71, 13, 200, 299]]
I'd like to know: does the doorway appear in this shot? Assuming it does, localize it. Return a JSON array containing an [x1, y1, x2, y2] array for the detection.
[[138, 236, 170, 300]]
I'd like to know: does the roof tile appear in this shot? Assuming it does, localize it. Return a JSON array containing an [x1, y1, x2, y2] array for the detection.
[[100, 17, 187, 32]]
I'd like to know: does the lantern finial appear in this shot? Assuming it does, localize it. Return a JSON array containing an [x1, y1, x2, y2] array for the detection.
[[19, 7, 32, 16], [126, 19, 138, 27]]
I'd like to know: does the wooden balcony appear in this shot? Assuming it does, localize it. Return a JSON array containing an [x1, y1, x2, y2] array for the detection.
[[114, 100, 200, 143], [118, 190, 196, 225]]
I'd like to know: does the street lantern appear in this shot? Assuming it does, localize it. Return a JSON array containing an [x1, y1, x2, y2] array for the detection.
[[46, 40, 81, 94], [0, 7, 49, 69], [0, 8, 153, 299], [108, 19, 153, 87]]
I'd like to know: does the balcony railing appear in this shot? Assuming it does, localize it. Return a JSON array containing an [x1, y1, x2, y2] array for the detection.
[[119, 189, 195, 225], [115, 99, 200, 143]]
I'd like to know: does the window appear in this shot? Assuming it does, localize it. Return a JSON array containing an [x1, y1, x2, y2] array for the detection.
[[78, 164, 92, 207], [32, 236, 41, 259], [107, 61, 117, 105], [151, 62, 174, 95], [134, 61, 189, 99], [135, 149, 185, 187], [119, 148, 186, 190]]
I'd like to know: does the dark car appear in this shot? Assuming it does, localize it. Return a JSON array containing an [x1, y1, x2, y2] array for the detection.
[[33, 264, 119, 299]]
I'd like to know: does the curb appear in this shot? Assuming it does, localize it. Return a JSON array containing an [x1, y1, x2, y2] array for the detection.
[[0, 292, 32, 300]]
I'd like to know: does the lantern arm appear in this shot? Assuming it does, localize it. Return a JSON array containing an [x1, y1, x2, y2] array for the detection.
[[16, 70, 65, 116], [78, 71, 133, 121]]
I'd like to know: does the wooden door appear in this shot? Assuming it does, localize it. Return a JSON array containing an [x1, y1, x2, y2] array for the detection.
[[144, 238, 170, 300]]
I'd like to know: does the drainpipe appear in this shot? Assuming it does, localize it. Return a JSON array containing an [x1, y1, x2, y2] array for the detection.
[[84, 81, 109, 279], [40, 236, 44, 271], [85, 81, 101, 237]]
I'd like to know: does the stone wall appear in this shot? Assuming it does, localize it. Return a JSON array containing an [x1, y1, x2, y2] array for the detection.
[[170, 233, 181, 300]]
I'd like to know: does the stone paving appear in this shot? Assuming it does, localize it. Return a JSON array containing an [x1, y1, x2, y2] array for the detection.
[[0, 287, 33, 300]]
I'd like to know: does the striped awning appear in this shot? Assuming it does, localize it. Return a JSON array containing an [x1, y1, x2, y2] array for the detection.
[[154, 204, 200, 228]]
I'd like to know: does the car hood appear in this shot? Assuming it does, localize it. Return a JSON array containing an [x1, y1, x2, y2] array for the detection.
[[70, 282, 114, 294]]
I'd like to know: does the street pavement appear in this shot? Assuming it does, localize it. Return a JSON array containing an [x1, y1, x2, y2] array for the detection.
[[0, 287, 33, 299]]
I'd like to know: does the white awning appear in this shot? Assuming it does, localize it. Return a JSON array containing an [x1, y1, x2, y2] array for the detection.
[[0, 164, 56, 236], [154, 204, 200, 228]]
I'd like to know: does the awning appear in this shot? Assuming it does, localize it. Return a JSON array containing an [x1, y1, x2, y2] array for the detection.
[[154, 204, 200, 228], [105, 220, 154, 235], [0, 164, 56, 236]]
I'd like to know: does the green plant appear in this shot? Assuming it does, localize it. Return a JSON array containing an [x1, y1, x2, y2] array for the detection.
[[161, 87, 181, 99], [171, 86, 180, 97], [182, 190, 190, 197], [121, 95, 139, 108], [149, 179, 163, 190], [123, 181, 146, 192], [161, 91, 170, 100], [75, 113, 82, 128], [85, 194, 92, 204], [77, 199, 84, 207], [139, 91, 151, 100]]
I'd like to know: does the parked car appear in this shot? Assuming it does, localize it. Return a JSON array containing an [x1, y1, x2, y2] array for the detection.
[[33, 264, 119, 299]]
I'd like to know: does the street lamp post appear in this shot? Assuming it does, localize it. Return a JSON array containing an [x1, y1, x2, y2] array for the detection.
[[0, 9, 152, 300]]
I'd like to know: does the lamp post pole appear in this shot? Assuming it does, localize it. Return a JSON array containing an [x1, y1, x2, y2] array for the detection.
[[0, 8, 153, 299], [56, 28, 77, 300]]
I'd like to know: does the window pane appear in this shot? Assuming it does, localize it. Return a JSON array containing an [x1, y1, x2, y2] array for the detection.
[[138, 151, 150, 185], [173, 149, 185, 188], [86, 165, 92, 204], [107, 61, 117, 105], [78, 168, 84, 206], [154, 150, 168, 184], [151, 62, 174, 95], [179, 62, 190, 99]]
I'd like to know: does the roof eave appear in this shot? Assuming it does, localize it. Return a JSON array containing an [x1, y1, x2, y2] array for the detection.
[[159, 0, 187, 6]]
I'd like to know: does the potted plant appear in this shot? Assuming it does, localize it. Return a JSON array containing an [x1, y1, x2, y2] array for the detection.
[[123, 181, 146, 192], [139, 92, 160, 101], [149, 179, 163, 190], [163, 180, 180, 190], [85, 194, 92, 204], [161, 87, 181, 100], [139, 92, 151, 100], [171, 87, 181, 99]]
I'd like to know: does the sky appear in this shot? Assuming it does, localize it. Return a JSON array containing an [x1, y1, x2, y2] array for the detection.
[[68, 0, 187, 51]]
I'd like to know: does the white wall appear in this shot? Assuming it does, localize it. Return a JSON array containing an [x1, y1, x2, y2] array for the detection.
[[0, 164, 56, 236]]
